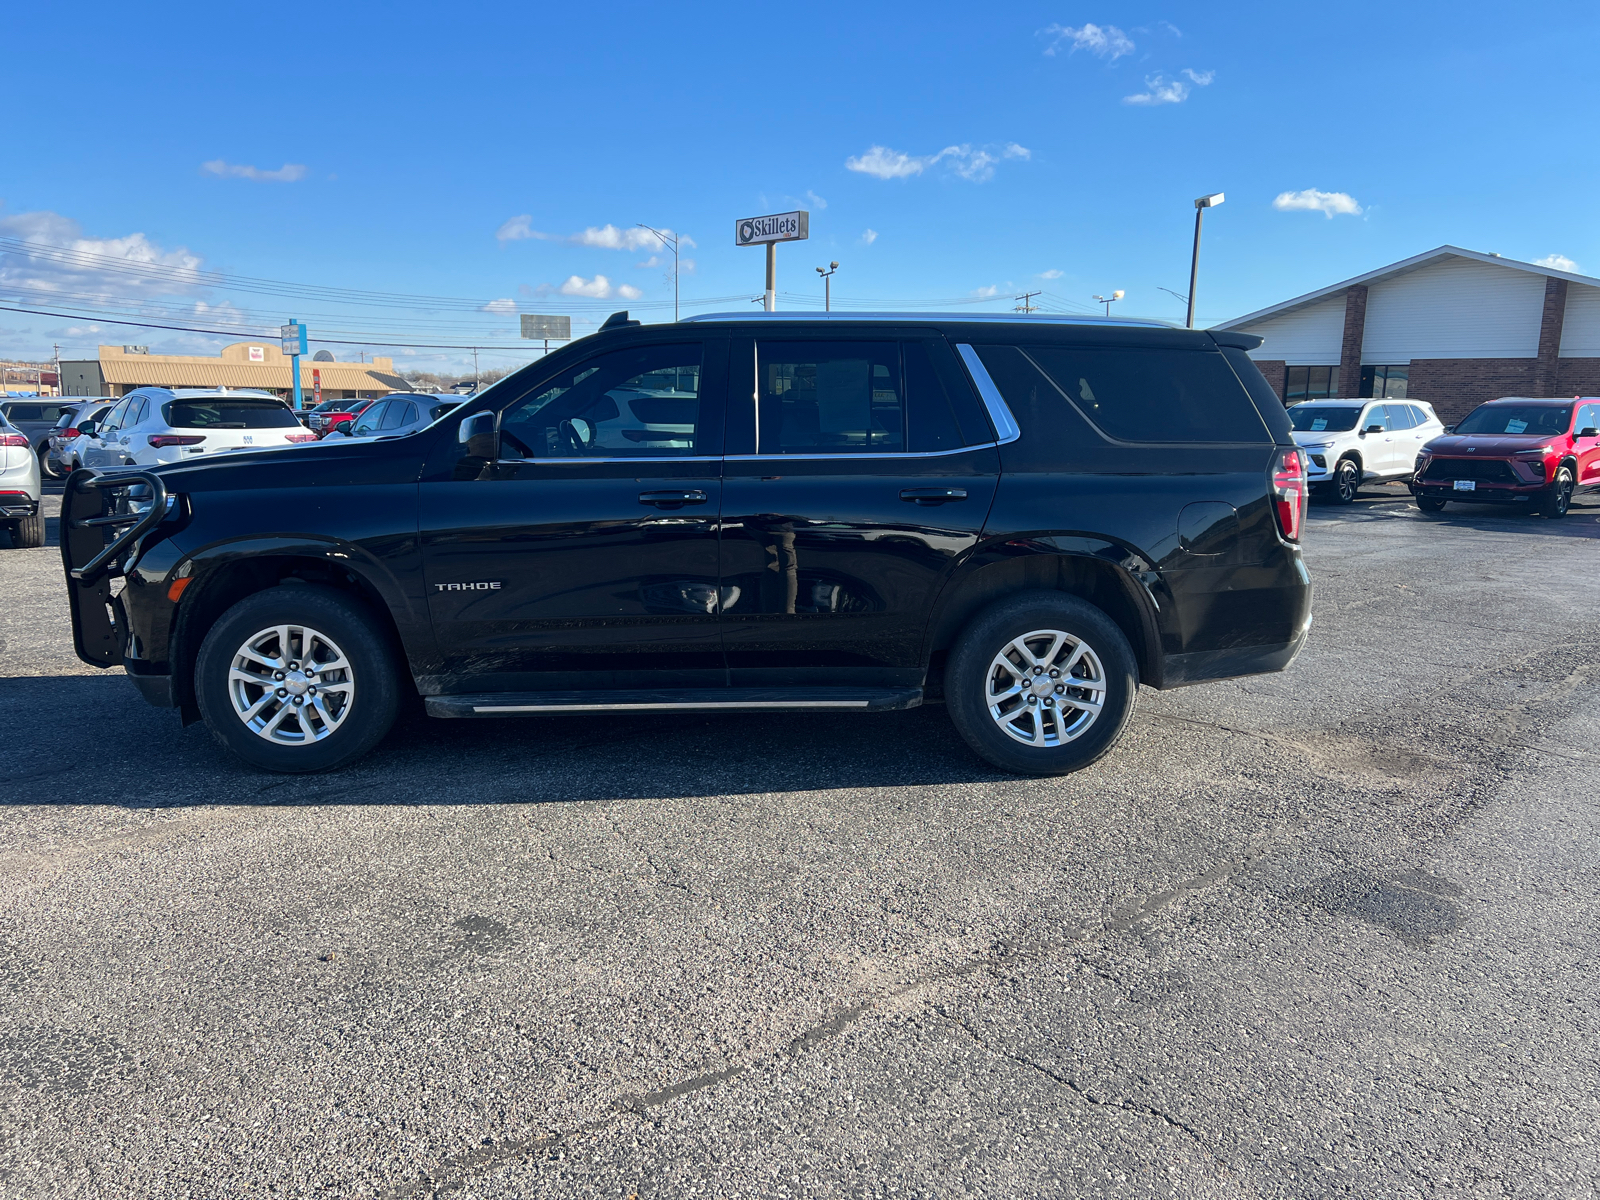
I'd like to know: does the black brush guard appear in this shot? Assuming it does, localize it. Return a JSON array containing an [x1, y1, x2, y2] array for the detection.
[[60, 468, 170, 668]]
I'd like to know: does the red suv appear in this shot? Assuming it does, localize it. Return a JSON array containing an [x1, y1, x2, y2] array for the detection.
[[1411, 397, 1600, 518]]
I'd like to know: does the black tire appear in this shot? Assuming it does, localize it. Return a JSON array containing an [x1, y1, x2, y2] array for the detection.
[[1414, 495, 1447, 513], [1539, 467, 1574, 518], [1331, 457, 1361, 504], [195, 585, 402, 773], [37, 447, 64, 481], [11, 508, 44, 548], [946, 590, 1138, 776]]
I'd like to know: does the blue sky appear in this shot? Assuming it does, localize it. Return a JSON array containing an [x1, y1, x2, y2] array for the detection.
[[4, 0, 1597, 373]]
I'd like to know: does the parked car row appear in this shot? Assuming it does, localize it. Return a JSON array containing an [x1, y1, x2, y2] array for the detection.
[[1289, 395, 1599, 517], [0, 409, 44, 547]]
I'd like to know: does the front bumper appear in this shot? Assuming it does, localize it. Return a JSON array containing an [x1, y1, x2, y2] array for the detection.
[[1410, 466, 1546, 503]]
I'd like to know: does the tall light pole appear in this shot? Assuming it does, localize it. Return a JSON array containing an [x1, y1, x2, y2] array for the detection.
[[815, 261, 838, 311], [1187, 193, 1225, 329], [1092, 290, 1124, 317], [637, 223, 681, 322]]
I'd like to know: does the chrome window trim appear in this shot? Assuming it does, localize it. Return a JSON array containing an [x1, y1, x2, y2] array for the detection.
[[954, 344, 1022, 445], [723, 443, 996, 463], [495, 454, 723, 465]]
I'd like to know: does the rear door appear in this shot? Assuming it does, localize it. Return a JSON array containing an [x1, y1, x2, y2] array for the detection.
[[419, 336, 728, 691], [717, 334, 999, 687], [1575, 403, 1600, 486]]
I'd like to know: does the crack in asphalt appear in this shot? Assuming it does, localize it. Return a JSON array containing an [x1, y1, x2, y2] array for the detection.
[[946, 1017, 1217, 1157], [377, 856, 1253, 1198]]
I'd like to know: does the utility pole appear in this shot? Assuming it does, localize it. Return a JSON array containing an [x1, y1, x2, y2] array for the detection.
[[1014, 291, 1041, 314], [473, 348, 480, 387], [816, 261, 839, 311], [637, 224, 681, 322], [1187, 193, 1225, 329]]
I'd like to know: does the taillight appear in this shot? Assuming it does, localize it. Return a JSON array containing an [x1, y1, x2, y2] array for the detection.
[[284, 432, 317, 443], [1271, 447, 1307, 542], [148, 434, 206, 448], [61, 427, 79, 438], [0, 433, 27, 448]]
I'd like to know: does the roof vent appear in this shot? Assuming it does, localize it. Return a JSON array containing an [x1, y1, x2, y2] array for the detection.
[[599, 311, 641, 331]]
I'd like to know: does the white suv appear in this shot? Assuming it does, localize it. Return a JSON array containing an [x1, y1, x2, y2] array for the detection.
[[78, 388, 316, 468], [1288, 399, 1445, 503]]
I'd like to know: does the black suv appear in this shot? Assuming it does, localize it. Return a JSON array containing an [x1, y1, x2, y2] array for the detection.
[[62, 313, 1311, 776]]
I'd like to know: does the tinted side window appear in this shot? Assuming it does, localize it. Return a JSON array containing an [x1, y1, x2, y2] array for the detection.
[[1578, 405, 1597, 432], [1385, 404, 1415, 430], [1362, 407, 1387, 432], [380, 401, 413, 429], [501, 342, 706, 459], [1222, 347, 1292, 442], [100, 398, 132, 432], [1021, 346, 1270, 443], [904, 340, 991, 451], [756, 341, 902, 454], [1406, 404, 1430, 427], [351, 402, 388, 433]]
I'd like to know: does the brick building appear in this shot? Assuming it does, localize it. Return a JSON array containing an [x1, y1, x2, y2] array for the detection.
[[1216, 246, 1600, 424], [59, 342, 410, 402]]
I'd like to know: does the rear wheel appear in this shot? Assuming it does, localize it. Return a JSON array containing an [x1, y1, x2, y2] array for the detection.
[[946, 591, 1138, 776], [1539, 467, 1574, 518], [195, 585, 401, 773], [10, 509, 44, 548], [1414, 496, 1446, 513], [1332, 457, 1361, 504], [37, 447, 64, 480]]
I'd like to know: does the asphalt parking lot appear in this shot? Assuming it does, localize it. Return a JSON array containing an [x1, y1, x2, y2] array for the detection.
[[2, 483, 1598, 1199]]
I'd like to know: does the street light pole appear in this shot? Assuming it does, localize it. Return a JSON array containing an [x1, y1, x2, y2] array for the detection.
[[1092, 290, 1124, 317], [815, 261, 838, 311], [636, 224, 681, 322], [1186, 193, 1225, 329]]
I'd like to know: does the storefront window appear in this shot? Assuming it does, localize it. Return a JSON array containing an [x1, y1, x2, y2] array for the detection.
[[1285, 365, 1341, 401], [1359, 365, 1409, 398]]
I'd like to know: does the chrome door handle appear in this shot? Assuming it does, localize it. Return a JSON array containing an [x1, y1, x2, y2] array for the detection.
[[639, 489, 708, 508], [900, 488, 968, 505]]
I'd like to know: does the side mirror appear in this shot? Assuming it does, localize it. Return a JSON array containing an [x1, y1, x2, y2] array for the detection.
[[458, 410, 497, 459], [1363, 424, 1384, 434], [1443, 425, 1455, 434], [76, 420, 97, 437], [1578, 427, 1599, 438]]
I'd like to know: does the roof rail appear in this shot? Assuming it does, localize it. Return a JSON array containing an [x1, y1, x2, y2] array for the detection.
[[680, 311, 1178, 329]]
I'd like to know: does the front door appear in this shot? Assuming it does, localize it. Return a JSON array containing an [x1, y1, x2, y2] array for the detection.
[[718, 335, 1000, 688], [1574, 402, 1600, 487], [419, 338, 727, 692]]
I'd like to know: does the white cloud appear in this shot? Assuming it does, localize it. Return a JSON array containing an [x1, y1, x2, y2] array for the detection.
[[860, 229, 878, 245], [496, 215, 546, 243], [845, 142, 1029, 183], [972, 285, 1003, 299], [543, 274, 636, 299], [1273, 189, 1363, 218], [199, 159, 307, 182], [480, 298, 517, 314], [569, 224, 662, 251], [1534, 253, 1581, 273], [616, 283, 643, 300], [1039, 268, 1063, 280], [804, 190, 828, 210], [1042, 22, 1135, 59], [1124, 69, 1212, 105], [0, 207, 205, 301], [191, 300, 250, 326]]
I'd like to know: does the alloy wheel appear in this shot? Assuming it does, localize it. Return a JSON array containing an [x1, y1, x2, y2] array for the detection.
[[227, 624, 356, 745], [984, 628, 1107, 747]]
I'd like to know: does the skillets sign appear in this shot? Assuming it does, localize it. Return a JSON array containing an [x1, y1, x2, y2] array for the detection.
[[734, 211, 809, 247]]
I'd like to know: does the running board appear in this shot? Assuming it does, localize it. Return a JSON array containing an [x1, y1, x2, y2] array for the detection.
[[426, 687, 923, 718]]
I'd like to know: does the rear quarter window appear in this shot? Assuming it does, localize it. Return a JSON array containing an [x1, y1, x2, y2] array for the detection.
[[1018, 345, 1270, 443]]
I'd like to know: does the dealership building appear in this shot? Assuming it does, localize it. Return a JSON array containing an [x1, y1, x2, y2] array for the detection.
[[1217, 246, 1600, 423], [60, 341, 410, 402]]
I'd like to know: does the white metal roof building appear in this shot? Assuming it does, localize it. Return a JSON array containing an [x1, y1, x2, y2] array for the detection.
[[1216, 247, 1600, 422]]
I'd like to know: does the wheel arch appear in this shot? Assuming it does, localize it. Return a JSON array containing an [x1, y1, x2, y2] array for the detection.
[[925, 541, 1165, 693], [170, 542, 412, 718]]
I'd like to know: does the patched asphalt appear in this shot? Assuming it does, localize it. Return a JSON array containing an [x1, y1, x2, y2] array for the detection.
[[1, 483, 1597, 1198]]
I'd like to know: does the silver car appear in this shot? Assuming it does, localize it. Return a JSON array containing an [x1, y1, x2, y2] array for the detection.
[[0, 411, 44, 548], [329, 394, 463, 440], [47, 399, 117, 475]]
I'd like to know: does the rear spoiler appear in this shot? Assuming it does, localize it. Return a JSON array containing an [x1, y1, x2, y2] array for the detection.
[[1208, 331, 1264, 351], [60, 468, 170, 668]]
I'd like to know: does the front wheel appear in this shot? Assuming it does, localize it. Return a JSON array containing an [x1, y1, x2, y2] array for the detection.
[[946, 591, 1138, 776], [1331, 458, 1361, 504], [1414, 495, 1447, 513], [195, 585, 402, 772], [1539, 467, 1574, 518]]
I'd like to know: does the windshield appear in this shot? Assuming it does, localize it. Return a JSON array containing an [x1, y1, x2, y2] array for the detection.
[[164, 400, 301, 429], [1453, 404, 1571, 436], [1289, 405, 1362, 433]]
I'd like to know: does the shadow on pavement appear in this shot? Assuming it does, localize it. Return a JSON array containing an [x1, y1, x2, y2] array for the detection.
[[1307, 485, 1600, 540], [0, 673, 1002, 808]]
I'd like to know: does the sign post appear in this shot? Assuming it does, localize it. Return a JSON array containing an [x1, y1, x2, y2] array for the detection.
[[280, 321, 308, 410], [312, 368, 322, 406], [520, 314, 573, 358], [734, 211, 809, 311]]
